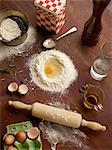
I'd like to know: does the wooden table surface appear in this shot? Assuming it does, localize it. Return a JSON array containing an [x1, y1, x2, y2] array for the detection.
[[0, 0, 112, 149]]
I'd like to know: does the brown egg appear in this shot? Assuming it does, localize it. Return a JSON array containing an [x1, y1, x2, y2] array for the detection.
[[16, 131, 27, 143], [4, 134, 15, 145], [6, 145, 17, 150], [27, 127, 40, 140]]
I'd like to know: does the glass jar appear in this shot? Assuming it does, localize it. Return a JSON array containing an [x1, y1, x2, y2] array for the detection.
[[80, 84, 104, 111], [90, 42, 112, 81]]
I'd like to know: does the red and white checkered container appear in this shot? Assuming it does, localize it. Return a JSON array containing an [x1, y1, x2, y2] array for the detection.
[[34, 0, 66, 34]]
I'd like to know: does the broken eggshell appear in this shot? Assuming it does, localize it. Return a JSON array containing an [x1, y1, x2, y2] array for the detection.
[[18, 84, 28, 95], [27, 127, 40, 140], [8, 82, 18, 93]]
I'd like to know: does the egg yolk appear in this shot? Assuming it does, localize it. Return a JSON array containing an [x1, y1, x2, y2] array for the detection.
[[45, 66, 54, 74], [44, 58, 63, 78]]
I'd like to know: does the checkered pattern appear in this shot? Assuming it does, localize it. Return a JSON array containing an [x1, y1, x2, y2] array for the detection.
[[34, 0, 66, 14], [34, 0, 66, 34], [56, 9, 65, 33]]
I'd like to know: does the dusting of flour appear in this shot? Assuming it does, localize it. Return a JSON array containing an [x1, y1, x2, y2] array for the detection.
[[39, 122, 90, 150], [29, 50, 78, 93], [0, 26, 37, 62], [39, 101, 89, 150]]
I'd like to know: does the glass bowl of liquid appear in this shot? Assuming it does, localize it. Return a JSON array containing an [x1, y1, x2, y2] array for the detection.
[[80, 84, 105, 111]]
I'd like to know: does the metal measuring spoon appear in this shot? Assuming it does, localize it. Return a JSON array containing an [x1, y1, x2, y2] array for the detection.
[[94, 103, 103, 112], [43, 26, 77, 49]]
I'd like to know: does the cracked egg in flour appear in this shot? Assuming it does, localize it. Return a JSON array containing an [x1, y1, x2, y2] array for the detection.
[[44, 58, 63, 79], [29, 50, 78, 93]]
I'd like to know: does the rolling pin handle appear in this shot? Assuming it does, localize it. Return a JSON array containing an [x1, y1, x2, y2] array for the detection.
[[8, 100, 32, 111], [81, 119, 106, 131]]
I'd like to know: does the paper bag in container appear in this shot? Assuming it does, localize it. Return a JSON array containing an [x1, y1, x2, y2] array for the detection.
[[34, 0, 66, 34]]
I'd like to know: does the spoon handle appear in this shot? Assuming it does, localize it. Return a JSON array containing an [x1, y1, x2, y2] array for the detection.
[[56, 27, 77, 41]]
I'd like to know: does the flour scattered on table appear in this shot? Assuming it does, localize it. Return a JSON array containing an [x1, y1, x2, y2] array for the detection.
[[0, 18, 21, 41], [0, 26, 37, 62], [48, 101, 71, 110], [39, 122, 90, 150], [29, 50, 78, 93]]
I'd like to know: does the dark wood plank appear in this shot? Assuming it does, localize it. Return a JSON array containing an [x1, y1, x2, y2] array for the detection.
[[0, 0, 112, 150]]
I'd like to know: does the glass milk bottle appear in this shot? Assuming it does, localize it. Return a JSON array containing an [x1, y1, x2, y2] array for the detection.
[[90, 43, 112, 81]]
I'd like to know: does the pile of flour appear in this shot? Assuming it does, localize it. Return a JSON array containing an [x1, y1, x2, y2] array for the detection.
[[29, 50, 78, 93], [0, 18, 21, 41]]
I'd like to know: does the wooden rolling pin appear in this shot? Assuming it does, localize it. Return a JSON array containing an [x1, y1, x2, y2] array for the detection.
[[8, 100, 106, 131]]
